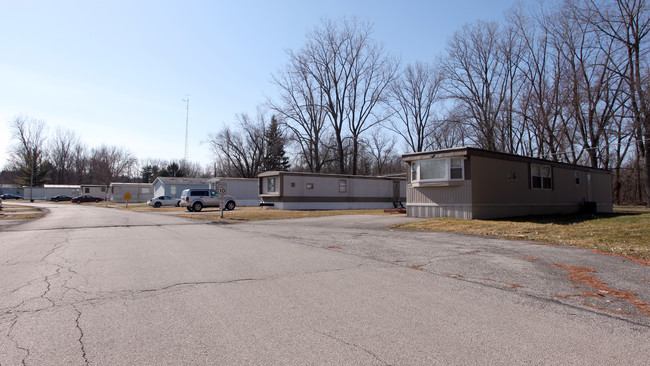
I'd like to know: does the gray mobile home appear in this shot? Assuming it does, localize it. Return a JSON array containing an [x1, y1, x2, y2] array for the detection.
[[26, 185, 81, 200], [109, 183, 154, 203], [80, 185, 108, 199], [258, 171, 406, 210], [208, 177, 259, 207], [402, 147, 613, 219], [152, 177, 211, 198]]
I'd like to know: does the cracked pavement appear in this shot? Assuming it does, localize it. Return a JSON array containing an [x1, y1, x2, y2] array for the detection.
[[0, 202, 648, 365]]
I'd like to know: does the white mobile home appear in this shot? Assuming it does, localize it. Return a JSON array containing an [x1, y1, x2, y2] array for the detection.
[[402, 147, 613, 219], [258, 171, 406, 210], [153, 177, 211, 198], [208, 177, 259, 207], [109, 183, 154, 203]]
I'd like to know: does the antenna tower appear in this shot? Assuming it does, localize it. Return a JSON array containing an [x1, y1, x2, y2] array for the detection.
[[182, 96, 190, 162]]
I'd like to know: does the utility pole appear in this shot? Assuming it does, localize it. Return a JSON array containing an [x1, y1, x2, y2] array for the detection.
[[182, 96, 190, 163]]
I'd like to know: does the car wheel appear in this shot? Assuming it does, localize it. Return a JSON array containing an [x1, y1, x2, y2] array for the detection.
[[192, 202, 203, 212], [94, 199, 100, 203], [186, 207, 193, 212], [154, 202, 162, 208], [176, 201, 180, 207], [226, 201, 236, 211], [76, 201, 81, 204]]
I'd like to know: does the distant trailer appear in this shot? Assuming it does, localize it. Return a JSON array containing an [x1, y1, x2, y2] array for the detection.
[[208, 177, 259, 207], [109, 182, 155, 203], [258, 171, 406, 210]]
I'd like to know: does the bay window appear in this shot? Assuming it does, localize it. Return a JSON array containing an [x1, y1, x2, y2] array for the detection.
[[411, 157, 464, 183]]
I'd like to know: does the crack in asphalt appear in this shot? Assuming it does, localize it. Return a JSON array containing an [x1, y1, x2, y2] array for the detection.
[[6, 315, 30, 366], [316, 331, 389, 365], [73, 305, 89, 366], [1, 222, 207, 233]]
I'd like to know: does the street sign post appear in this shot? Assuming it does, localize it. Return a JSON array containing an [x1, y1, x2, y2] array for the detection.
[[123, 192, 132, 208], [217, 183, 227, 219]]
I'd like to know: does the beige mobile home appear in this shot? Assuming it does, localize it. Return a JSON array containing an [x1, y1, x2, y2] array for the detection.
[[402, 147, 613, 219], [258, 171, 406, 210]]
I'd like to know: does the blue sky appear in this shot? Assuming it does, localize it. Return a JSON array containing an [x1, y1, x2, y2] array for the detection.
[[0, 0, 523, 170]]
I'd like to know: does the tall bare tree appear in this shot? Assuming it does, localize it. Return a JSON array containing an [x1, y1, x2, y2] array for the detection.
[[584, 0, 650, 206], [7, 115, 51, 189], [88, 145, 137, 193], [48, 127, 81, 184], [270, 60, 331, 173], [441, 20, 511, 152], [293, 17, 398, 174], [386, 62, 444, 153], [208, 112, 266, 178]]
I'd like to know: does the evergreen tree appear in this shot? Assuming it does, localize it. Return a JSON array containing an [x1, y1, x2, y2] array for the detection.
[[14, 149, 51, 187], [262, 116, 291, 172]]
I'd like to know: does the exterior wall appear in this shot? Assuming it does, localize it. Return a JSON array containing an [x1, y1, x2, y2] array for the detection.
[[259, 172, 406, 210], [0, 185, 23, 196], [153, 178, 210, 199], [406, 181, 473, 219], [403, 148, 613, 220], [110, 183, 154, 203], [80, 185, 107, 198], [469, 155, 613, 219], [209, 178, 259, 206]]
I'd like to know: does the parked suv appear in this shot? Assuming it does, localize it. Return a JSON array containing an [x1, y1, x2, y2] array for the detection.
[[179, 189, 236, 212]]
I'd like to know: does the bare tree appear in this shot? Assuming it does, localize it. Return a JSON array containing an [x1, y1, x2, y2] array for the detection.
[[48, 127, 81, 184], [294, 17, 398, 174], [441, 20, 511, 152], [7, 115, 51, 189], [88, 145, 137, 194], [386, 62, 444, 153], [584, 0, 650, 205], [208, 112, 266, 178], [270, 61, 331, 173]]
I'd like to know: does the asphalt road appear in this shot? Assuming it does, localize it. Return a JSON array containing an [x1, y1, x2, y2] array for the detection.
[[0, 202, 648, 365]]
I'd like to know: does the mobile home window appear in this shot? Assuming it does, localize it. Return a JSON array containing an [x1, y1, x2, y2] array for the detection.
[[267, 178, 276, 192], [411, 158, 464, 182], [141, 187, 150, 194], [339, 180, 347, 193], [531, 164, 552, 190]]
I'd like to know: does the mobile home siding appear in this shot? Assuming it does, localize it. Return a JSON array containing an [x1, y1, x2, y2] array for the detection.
[[403, 147, 613, 219], [259, 172, 406, 210]]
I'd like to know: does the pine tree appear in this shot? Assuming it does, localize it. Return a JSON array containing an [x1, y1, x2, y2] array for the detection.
[[14, 149, 51, 187], [262, 116, 291, 172]]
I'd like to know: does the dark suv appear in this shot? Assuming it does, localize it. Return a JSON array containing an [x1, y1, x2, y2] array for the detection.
[[179, 189, 236, 212]]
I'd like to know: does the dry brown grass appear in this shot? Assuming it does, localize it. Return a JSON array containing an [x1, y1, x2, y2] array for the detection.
[[391, 206, 650, 262], [0, 205, 45, 221], [171, 206, 393, 222]]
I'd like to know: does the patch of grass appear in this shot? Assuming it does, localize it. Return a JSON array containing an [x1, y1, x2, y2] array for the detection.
[[0, 206, 45, 221], [172, 206, 393, 222], [391, 206, 650, 262]]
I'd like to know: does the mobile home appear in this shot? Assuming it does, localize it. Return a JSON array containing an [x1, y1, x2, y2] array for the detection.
[[208, 177, 259, 207], [152, 177, 211, 198], [258, 171, 406, 210], [109, 182, 154, 203], [402, 147, 613, 219]]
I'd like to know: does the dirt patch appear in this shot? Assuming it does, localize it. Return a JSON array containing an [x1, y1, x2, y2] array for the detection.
[[521, 255, 540, 261], [408, 264, 426, 271], [552, 264, 650, 317], [327, 245, 343, 249]]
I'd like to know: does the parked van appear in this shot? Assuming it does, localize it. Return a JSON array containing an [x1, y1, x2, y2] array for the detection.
[[179, 189, 236, 212]]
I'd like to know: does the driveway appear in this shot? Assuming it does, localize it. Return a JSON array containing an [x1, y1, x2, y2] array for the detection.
[[0, 203, 648, 365]]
